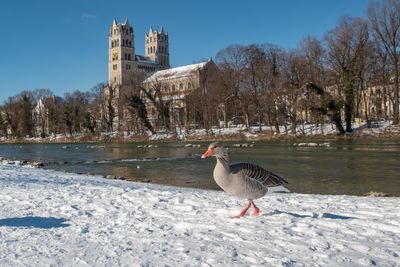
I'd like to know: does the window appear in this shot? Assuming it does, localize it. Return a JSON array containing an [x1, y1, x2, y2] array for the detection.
[[113, 64, 117, 70], [172, 84, 176, 91], [126, 64, 131, 70], [128, 54, 131, 60], [188, 83, 192, 90], [112, 52, 118, 61], [179, 83, 183, 90]]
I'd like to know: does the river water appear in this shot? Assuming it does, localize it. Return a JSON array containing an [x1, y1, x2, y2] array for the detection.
[[1, 140, 399, 196]]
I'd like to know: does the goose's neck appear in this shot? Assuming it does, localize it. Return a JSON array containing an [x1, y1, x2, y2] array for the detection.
[[216, 152, 230, 172]]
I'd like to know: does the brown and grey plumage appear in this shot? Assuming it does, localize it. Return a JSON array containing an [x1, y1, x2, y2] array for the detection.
[[202, 142, 288, 218]]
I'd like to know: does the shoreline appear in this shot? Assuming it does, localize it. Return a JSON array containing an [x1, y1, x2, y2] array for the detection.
[[1, 130, 400, 144]]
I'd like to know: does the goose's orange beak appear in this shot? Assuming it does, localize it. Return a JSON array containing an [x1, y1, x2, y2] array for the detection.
[[201, 148, 213, 159]]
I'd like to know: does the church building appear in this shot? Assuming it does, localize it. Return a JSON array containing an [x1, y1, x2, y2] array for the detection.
[[104, 18, 218, 132]]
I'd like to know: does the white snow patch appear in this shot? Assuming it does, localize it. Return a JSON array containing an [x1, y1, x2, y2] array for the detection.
[[0, 164, 399, 266]]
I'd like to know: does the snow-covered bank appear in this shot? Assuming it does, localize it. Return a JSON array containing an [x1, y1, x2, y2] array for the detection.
[[2, 121, 400, 144], [0, 164, 399, 266]]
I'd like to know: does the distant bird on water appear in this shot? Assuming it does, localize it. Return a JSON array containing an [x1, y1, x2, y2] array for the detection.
[[201, 142, 288, 218]]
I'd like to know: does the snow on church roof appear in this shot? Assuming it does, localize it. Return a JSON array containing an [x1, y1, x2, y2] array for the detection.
[[143, 60, 210, 83]]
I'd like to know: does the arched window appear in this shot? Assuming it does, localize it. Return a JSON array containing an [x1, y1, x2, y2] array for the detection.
[[179, 83, 183, 90], [128, 54, 131, 60], [148, 47, 150, 54], [172, 84, 176, 91]]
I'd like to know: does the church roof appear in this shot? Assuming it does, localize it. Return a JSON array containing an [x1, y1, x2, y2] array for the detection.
[[143, 60, 211, 83]]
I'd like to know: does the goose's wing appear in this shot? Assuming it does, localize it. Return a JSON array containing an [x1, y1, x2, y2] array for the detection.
[[230, 162, 288, 188]]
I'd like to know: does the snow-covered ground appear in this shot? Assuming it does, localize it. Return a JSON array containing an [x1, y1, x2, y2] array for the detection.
[[148, 120, 398, 140], [0, 162, 399, 266]]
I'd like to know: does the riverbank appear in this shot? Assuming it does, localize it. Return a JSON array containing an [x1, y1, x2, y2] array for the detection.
[[1, 162, 399, 266], [1, 121, 400, 144]]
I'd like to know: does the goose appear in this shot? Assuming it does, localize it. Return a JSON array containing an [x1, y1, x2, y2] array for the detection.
[[201, 142, 288, 218]]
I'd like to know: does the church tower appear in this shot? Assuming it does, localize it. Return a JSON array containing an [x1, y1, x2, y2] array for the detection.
[[108, 18, 136, 86], [145, 27, 170, 70]]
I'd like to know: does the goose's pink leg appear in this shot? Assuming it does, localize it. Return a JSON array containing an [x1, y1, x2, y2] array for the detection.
[[232, 201, 251, 218], [251, 201, 261, 216]]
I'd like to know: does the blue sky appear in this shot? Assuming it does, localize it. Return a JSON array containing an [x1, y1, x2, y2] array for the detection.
[[0, 0, 370, 103]]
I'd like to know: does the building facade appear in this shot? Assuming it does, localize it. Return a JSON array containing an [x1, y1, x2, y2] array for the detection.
[[142, 59, 219, 129]]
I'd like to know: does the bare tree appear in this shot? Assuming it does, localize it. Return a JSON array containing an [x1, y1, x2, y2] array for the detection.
[[62, 91, 90, 136], [103, 85, 116, 132], [123, 72, 156, 135], [325, 16, 369, 133], [215, 45, 249, 128], [141, 79, 172, 132], [282, 49, 309, 134], [260, 44, 286, 133], [300, 82, 346, 134], [31, 88, 54, 105], [88, 83, 108, 132], [298, 36, 328, 128]]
